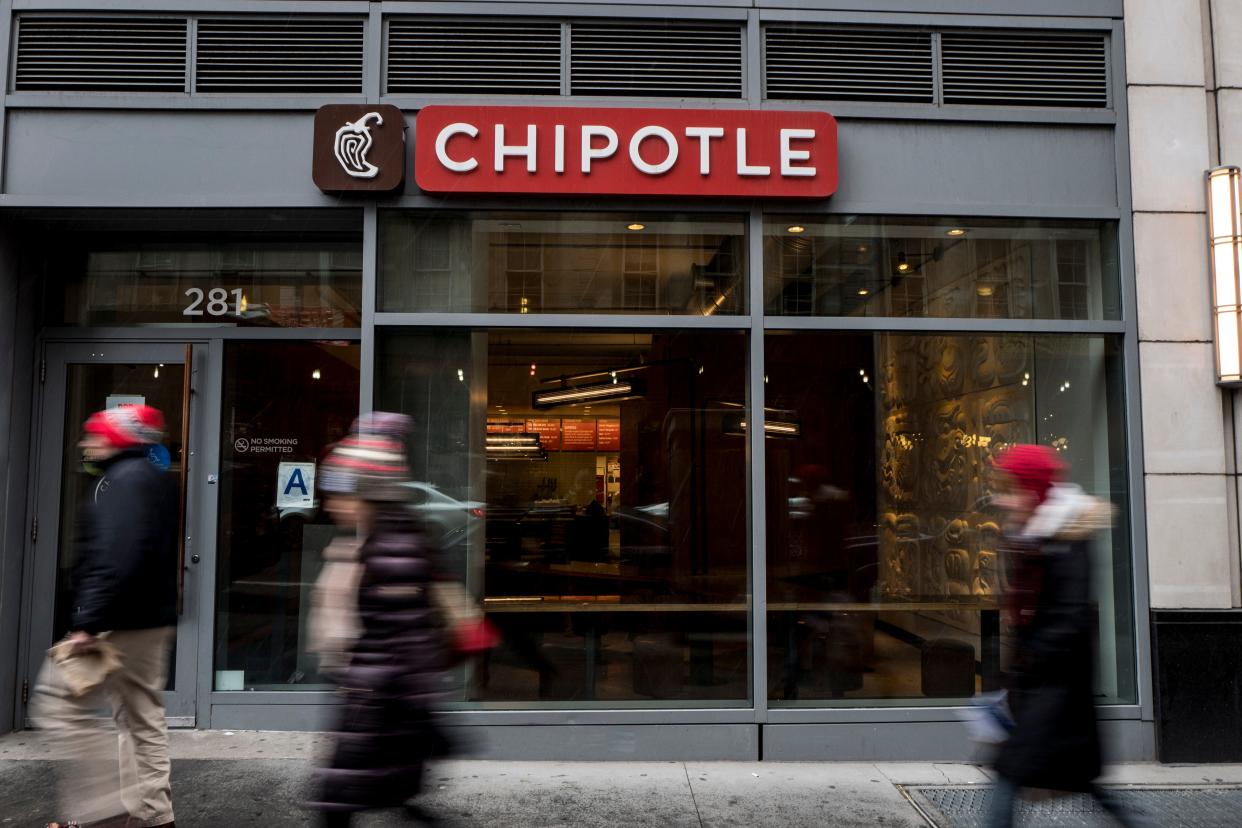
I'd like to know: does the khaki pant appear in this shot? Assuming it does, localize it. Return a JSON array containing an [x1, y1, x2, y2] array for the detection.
[[32, 626, 175, 827]]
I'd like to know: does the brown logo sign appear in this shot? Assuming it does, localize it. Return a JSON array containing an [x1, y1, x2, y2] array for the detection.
[[312, 104, 405, 194]]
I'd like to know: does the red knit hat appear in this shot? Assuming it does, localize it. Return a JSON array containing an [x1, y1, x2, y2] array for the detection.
[[84, 405, 165, 449], [993, 443, 1066, 505]]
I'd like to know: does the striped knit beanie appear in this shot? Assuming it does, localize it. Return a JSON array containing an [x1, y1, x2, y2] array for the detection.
[[320, 412, 412, 502], [84, 405, 165, 449]]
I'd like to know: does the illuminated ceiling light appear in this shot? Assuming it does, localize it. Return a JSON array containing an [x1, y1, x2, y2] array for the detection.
[[486, 432, 547, 461], [946, 228, 968, 237], [457, 368, 465, 382], [896, 252, 911, 273], [1209, 165, 1242, 385], [976, 284, 995, 297], [153, 367, 160, 379], [857, 288, 870, 296], [312, 369, 321, 380], [533, 380, 643, 409], [486, 433, 541, 448], [857, 245, 868, 253], [627, 223, 646, 231], [786, 225, 806, 234], [724, 416, 802, 439]]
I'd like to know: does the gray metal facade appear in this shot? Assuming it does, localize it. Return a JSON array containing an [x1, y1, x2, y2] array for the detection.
[[0, 0, 1150, 760]]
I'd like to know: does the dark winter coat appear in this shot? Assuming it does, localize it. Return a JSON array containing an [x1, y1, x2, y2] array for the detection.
[[994, 485, 1112, 791], [311, 508, 449, 813], [72, 448, 178, 635]]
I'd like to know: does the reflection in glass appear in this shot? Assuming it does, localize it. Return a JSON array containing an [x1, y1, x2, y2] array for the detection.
[[378, 329, 751, 706], [764, 216, 1120, 320], [764, 332, 1134, 706], [213, 341, 360, 690], [58, 243, 363, 328], [378, 212, 746, 315]]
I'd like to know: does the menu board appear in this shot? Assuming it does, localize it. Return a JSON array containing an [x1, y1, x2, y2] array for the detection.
[[596, 419, 621, 452], [561, 419, 598, 451], [486, 419, 526, 434], [524, 418, 562, 450]]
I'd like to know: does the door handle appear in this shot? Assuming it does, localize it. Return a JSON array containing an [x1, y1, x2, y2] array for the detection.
[[191, 554, 201, 564]]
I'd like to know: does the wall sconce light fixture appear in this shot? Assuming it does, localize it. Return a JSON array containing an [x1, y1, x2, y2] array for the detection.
[[1208, 166, 1242, 385]]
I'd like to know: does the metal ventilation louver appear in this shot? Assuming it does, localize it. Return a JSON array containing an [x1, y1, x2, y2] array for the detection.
[[196, 17, 364, 93], [764, 25, 934, 103], [14, 15, 187, 92], [940, 31, 1108, 108], [570, 20, 743, 98], [386, 18, 562, 95]]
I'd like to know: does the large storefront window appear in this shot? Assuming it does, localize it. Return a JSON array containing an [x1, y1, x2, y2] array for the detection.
[[763, 216, 1120, 320], [379, 211, 746, 316], [378, 329, 751, 706], [213, 341, 361, 690], [763, 332, 1135, 706]]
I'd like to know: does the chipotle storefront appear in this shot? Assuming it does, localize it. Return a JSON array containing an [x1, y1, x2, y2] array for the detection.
[[0, 2, 1148, 760]]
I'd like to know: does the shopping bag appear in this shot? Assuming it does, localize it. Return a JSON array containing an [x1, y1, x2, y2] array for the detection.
[[48, 636, 122, 698], [430, 581, 502, 655], [958, 690, 1014, 744]]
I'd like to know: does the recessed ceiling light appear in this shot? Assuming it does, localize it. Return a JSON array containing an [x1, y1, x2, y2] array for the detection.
[[857, 288, 870, 296], [787, 225, 806, 234], [896, 262, 911, 273], [627, 223, 645, 231], [977, 285, 995, 297], [946, 228, 967, 237]]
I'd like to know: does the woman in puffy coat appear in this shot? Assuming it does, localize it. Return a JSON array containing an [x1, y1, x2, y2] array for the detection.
[[307, 413, 448, 827], [986, 445, 1149, 828]]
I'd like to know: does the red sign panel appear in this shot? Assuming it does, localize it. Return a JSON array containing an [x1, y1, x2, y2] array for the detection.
[[524, 418, 562, 451], [414, 106, 837, 199], [486, 419, 526, 434], [561, 419, 599, 451], [596, 419, 621, 452]]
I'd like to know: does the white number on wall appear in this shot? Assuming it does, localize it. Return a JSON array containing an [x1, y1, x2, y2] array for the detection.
[[183, 287, 245, 317]]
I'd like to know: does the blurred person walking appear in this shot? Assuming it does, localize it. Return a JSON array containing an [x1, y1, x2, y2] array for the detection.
[[33, 405, 178, 828], [307, 413, 449, 828], [985, 444, 1149, 828]]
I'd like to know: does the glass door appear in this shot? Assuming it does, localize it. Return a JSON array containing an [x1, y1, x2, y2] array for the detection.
[[26, 342, 209, 723]]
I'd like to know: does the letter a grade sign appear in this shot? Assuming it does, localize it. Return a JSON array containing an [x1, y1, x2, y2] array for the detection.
[[414, 106, 837, 199], [312, 104, 405, 194], [313, 105, 836, 200], [276, 462, 316, 509]]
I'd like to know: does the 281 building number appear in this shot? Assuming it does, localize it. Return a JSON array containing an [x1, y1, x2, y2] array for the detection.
[[183, 288, 244, 317]]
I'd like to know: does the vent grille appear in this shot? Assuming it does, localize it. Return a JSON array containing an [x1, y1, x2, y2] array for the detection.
[[570, 20, 743, 98], [941, 31, 1108, 108], [764, 25, 934, 103], [196, 17, 364, 93], [14, 15, 187, 92], [386, 18, 562, 95]]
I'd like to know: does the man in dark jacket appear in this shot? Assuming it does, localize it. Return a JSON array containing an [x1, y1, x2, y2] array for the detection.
[[986, 445, 1149, 828], [33, 404, 178, 828]]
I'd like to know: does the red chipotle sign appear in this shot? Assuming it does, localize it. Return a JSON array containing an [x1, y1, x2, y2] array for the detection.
[[413, 106, 837, 199]]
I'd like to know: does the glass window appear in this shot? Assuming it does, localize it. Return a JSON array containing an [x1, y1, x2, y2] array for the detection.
[[763, 217, 1120, 320], [35, 210, 363, 328], [764, 332, 1135, 706], [213, 341, 360, 691], [378, 329, 751, 706], [378, 212, 746, 315]]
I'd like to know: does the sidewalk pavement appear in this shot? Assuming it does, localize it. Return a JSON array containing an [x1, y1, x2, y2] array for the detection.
[[4, 730, 1242, 827]]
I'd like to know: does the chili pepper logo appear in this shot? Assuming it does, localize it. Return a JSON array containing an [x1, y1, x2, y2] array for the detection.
[[334, 111, 383, 179]]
